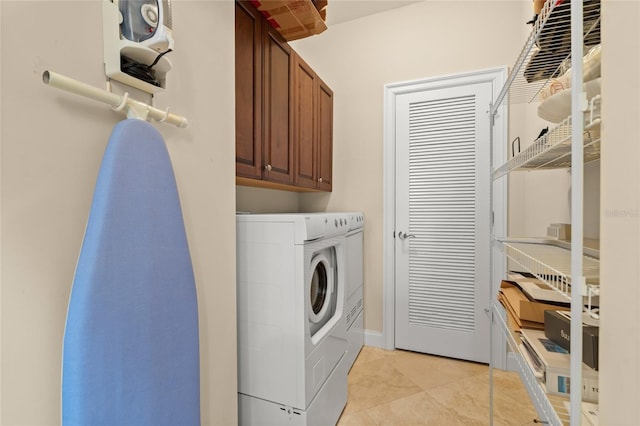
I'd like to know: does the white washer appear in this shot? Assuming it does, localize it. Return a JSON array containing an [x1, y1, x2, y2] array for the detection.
[[343, 213, 365, 371], [236, 213, 350, 426]]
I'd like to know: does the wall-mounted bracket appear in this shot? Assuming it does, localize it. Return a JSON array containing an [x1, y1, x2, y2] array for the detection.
[[103, 0, 171, 94], [43, 70, 188, 128]]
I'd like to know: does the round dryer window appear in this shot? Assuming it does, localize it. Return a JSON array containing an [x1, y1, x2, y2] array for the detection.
[[309, 253, 334, 324]]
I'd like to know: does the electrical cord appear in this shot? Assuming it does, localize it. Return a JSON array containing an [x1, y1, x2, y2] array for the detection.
[[120, 49, 173, 87]]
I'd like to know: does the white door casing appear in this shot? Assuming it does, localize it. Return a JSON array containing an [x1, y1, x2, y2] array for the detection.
[[383, 68, 507, 365]]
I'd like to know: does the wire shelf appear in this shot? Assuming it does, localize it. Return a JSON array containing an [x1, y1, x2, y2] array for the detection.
[[500, 241, 600, 299], [493, 96, 601, 179], [490, 2, 603, 424], [492, 0, 601, 111], [493, 302, 567, 425]]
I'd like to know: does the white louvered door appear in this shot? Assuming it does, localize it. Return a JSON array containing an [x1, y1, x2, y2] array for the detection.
[[395, 81, 492, 363]]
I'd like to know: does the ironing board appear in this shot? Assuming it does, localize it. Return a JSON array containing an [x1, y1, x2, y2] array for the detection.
[[62, 119, 200, 425]]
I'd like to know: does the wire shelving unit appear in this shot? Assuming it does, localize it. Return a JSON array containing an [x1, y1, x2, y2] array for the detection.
[[489, 0, 602, 425], [493, 96, 601, 179]]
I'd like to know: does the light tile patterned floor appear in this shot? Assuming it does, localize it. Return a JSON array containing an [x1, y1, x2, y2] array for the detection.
[[337, 346, 539, 426]]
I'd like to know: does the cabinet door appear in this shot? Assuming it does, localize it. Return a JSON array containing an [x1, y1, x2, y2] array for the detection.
[[293, 54, 318, 189], [317, 79, 333, 191], [235, 1, 262, 179], [263, 25, 294, 185]]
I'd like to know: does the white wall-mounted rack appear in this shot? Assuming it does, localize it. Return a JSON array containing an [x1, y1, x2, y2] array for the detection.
[[491, 0, 601, 109], [489, 0, 601, 424], [493, 301, 569, 425], [493, 96, 601, 179], [42, 71, 188, 128], [500, 241, 600, 301]]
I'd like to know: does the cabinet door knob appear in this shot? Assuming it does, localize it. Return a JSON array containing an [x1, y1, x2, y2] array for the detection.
[[265, 164, 272, 171], [318, 177, 323, 183]]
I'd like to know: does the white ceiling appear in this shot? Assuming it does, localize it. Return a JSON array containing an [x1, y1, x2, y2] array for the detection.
[[325, 0, 423, 26]]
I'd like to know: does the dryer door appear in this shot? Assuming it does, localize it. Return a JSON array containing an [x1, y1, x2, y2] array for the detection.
[[308, 251, 335, 327]]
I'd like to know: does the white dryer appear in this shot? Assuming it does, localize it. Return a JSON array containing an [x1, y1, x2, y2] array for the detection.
[[342, 212, 365, 371], [236, 213, 350, 426]]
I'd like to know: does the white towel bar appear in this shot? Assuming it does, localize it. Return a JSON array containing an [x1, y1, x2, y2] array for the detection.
[[43, 71, 188, 128]]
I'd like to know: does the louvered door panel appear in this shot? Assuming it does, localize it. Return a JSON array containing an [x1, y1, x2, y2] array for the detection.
[[395, 78, 492, 363], [408, 95, 476, 332]]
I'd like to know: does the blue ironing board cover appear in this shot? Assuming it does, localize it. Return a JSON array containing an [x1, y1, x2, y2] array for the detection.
[[62, 119, 200, 425]]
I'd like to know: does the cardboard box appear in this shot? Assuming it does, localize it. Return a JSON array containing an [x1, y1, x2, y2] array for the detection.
[[520, 328, 599, 403], [507, 273, 571, 305], [498, 293, 544, 331], [544, 310, 599, 370], [253, 0, 328, 41], [547, 223, 571, 240], [546, 364, 599, 402], [500, 281, 569, 323]]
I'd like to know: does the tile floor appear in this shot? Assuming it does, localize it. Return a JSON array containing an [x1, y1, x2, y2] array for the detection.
[[337, 346, 539, 426]]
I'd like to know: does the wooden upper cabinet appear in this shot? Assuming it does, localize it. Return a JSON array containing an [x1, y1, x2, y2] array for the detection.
[[235, 1, 262, 179], [293, 54, 317, 189], [262, 25, 294, 185], [235, 0, 332, 192], [293, 55, 334, 191], [317, 79, 333, 192]]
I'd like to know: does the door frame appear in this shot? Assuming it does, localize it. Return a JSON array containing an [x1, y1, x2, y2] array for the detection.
[[382, 67, 508, 368]]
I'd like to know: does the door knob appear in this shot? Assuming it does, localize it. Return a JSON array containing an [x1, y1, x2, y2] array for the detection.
[[265, 164, 272, 171], [318, 177, 323, 183], [398, 231, 416, 240]]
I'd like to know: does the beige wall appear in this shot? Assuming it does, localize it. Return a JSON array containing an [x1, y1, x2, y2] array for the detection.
[[291, 1, 530, 333], [236, 186, 300, 213], [1, 1, 237, 425], [600, 1, 640, 424]]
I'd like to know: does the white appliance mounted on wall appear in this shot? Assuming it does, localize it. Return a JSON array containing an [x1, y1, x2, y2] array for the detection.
[[103, 0, 174, 94], [236, 213, 351, 425]]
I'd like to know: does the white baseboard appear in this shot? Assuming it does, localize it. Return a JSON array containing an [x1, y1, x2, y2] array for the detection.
[[364, 330, 384, 349]]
